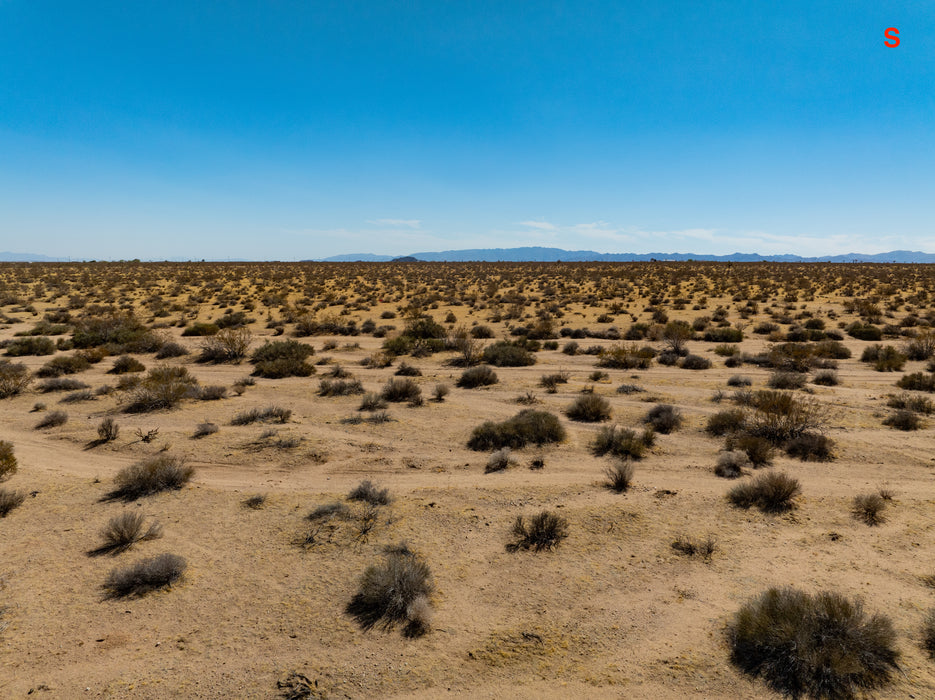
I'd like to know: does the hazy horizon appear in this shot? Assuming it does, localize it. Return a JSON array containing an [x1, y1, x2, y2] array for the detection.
[[1, 2, 932, 260]]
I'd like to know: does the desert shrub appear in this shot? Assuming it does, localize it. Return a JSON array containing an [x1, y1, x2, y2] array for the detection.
[[318, 378, 364, 396], [590, 425, 650, 460], [182, 322, 219, 336], [485, 447, 515, 473], [703, 327, 743, 342], [108, 454, 194, 501], [724, 434, 775, 467], [784, 432, 835, 461], [5, 336, 55, 356], [616, 383, 644, 395], [394, 361, 422, 377], [242, 494, 266, 509], [432, 383, 450, 402], [680, 354, 711, 370], [847, 322, 883, 341], [0, 360, 31, 397], [813, 339, 852, 359], [0, 441, 16, 481], [102, 553, 187, 598], [457, 365, 498, 388], [852, 493, 886, 526], [35, 354, 90, 377], [714, 344, 739, 357], [728, 471, 801, 513], [199, 327, 253, 363], [715, 450, 749, 478], [727, 375, 752, 387], [562, 341, 579, 355], [97, 417, 120, 442], [381, 377, 422, 403], [904, 332, 935, 361], [896, 373, 935, 392], [231, 405, 291, 425], [767, 371, 806, 390], [643, 404, 682, 433], [359, 393, 389, 411], [539, 371, 570, 392], [812, 370, 839, 386], [37, 377, 89, 393], [0, 488, 26, 517], [887, 393, 933, 414], [59, 389, 95, 404], [154, 341, 188, 359], [589, 370, 609, 382], [193, 421, 218, 438], [348, 480, 391, 505], [73, 313, 159, 352], [657, 351, 679, 366], [470, 324, 493, 338], [597, 343, 654, 370], [923, 609, 935, 659], [124, 365, 198, 413], [746, 391, 825, 444], [603, 459, 634, 492], [90, 511, 162, 556], [863, 344, 907, 372], [250, 339, 314, 378], [728, 587, 898, 699], [346, 549, 433, 637], [507, 511, 569, 552], [883, 409, 922, 431], [35, 410, 68, 429], [467, 409, 565, 451], [565, 393, 612, 422], [705, 409, 746, 437], [482, 341, 535, 367], [108, 355, 145, 374], [671, 535, 716, 561], [307, 502, 350, 522]]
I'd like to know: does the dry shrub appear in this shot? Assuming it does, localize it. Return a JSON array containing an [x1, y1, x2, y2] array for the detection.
[[507, 511, 569, 552], [124, 365, 198, 413], [193, 421, 218, 438], [715, 450, 749, 479], [680, 354, 711, 370], [812, 369, 839, 386], [705, 409, 746, 437], [107, 455, 194, 501], [887, 393, 933, 414], [603, 459, 634, 492], [724, 434, 775, 467], [767, 371, 806, 390], [482, 341, 535, 367], [108, 355, 145, 374], [467, 409, 565, 451], [590, 425, 650, 460], [923, 609, 935, 659], [89, 511, 162, 556], [0, 360, 31, 398], [5, 336, 55, 356], [852, 493, 886, 526], [97, 417, 119, 442], [457, 365, 498, 388], [883, 410, 922, 431], [35, 410, 67, 429], [37, 377, 88, 393], [381, 377, 421, 403], [348, 480, 390, 506], [729, 587, 898, 699], [0, 441, 16, 481], [643, 404, 682, 433], [565, 393, 612, 422], [784, 432, 835, 461], [485, 447, 514, 473], [231, 406, 291, 425], [358, 393, 388, 411], [728, 470, 800, 513], [0, 488, 26, 517], [671, 535, 716, 561], [250, 339, 314, 378], [318, 378, 364, 396], [596, 343, 653, 370], [102, 553, 186, 598], [346, 548, 433, 637], [896, 373, 935, 392], [199, 327, 253, 363]]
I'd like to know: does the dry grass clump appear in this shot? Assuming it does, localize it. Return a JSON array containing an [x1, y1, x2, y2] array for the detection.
[[59, 389, 96, 404], [590, 425, 652, 460], [358, 393, 389, 411], [432, 383, 450, 402], [728, 470, 800, 513], [346, 548, 433, 637], [0, 360, 31, 398], [318, 378, 364, 396], [671, 535, 716, 561], [0, 487, 26, 517], [852, 493, 887, 526], [107, 455, 194, 501], [565, 393, 612, 422], [35, 410, 68, 429], [89, 511, 163, 556], [0, 441, 16, 481], [242, 494, 266, 509], [193, 421, 219, 438], [728, 587, 899, 699], [394, 361, 422, 376], [467, 409, 566, 451], [457, 365, 499, 388], [507, 511, 569, 552], [347, 480, 391, 506], [102, 553, 186, 598], [643, 404, 682, 433], [231, 405, 291, 425], [603, 459, 634, 492]]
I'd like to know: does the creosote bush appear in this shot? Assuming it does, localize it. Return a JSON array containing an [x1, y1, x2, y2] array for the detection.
[[482, 341, 535, 367], [90, 511, 162, 556], [565, 393, 612, 422], [705, 409, 746, 437], [590, 424, 652, 460], [107, 454, 194, 501], [102, 553, 187, 598], [318, 378, 364, 396], [108, 355, 145, 374], [507, 511, 569, 552], [728, 470, 801, 513], [250, 339, 314, 378], [346, 548, 433, 637], [883, 409, 922, 431], [467, 409, 565, 451], [457, 365, 499, 389], [643, 404, 682, 433], [729, 587, 899, 699], [124, 365, 198, 413], [381, 377, 422, 403], [784, 432, 835, 461]]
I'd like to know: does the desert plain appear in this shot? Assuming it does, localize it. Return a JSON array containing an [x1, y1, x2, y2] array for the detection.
[[2, 260, 935, 699]]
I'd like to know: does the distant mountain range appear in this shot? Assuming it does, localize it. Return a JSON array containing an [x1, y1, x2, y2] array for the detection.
[[320, 246, 935, 263], [3, 247, 934, 263]]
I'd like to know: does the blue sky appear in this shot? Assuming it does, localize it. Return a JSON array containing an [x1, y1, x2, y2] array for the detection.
[[1, 1, 932, 260]]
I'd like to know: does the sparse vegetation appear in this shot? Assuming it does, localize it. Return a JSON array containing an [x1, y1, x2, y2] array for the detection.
[[507, 511, 569, 552], [102, 553, 187, 598], [728, 470, 800, 513], [107, 454, 194, 501], [467, 409, 566, 451], [346, 548, 433, 637], [565, 393, 612, 422], [90, 511, 162, 556]]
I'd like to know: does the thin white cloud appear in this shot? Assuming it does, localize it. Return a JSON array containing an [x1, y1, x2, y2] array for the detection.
[[518, 220, 557, 230], [367, 219, 421, 228]]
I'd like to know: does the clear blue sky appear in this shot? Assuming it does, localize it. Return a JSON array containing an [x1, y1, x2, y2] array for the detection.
[[1, 1, 932, 260]]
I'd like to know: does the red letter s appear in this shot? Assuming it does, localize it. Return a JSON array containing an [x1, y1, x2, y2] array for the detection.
[[885, 27, 900, 47]]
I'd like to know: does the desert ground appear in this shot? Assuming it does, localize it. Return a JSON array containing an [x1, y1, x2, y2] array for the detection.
[[2, 261, 935, 699]]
